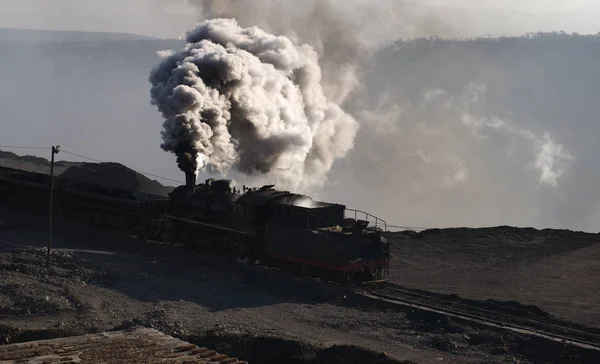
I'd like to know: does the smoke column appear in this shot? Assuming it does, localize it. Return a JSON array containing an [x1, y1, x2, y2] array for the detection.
[[149, 18, 358, 191], [187, 0, 369, 105]]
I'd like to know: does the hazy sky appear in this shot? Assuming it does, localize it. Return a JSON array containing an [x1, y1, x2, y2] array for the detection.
[[1, 0, 600, 231], [428, 0, 595, 12], [0, 0, 598, 38]]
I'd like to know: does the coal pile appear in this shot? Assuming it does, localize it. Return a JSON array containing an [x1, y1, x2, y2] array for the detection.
[[57, 162, 169, 198], [0, 149, 171, 199]]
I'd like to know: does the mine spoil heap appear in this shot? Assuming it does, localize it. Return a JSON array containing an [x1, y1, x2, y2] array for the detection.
[[56, 162, 170, 198]]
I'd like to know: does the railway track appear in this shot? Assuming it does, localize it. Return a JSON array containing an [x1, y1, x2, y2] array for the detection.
[[362, 283, 600, 351]]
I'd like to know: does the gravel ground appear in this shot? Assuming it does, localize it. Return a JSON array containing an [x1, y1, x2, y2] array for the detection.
[[0, 208, 598, 363]]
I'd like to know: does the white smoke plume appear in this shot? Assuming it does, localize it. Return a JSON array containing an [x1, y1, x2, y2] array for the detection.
[[186, 0, 369, 105], [149, 18, 358, 191], [327, 79, 576, 228], [535, 134, 572, 187], [457, 83, 573, 186]]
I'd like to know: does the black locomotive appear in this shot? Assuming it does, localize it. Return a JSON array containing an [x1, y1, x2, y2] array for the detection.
[[161, 171, 389, 281], [0, 164, 390, 282]]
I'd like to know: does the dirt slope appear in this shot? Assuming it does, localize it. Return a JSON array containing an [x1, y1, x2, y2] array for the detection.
[[387, 227, 600, 327]]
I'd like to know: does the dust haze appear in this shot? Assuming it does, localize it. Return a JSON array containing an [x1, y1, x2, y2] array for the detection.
[[0, 1, 599, 231]]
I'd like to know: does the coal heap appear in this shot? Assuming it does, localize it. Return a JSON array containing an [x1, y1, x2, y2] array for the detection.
[[57, 162, 169, 198]]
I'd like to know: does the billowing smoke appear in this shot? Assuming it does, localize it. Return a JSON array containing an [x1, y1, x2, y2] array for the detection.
[[149, 18, 358, 191], [187, 0, 369, 105], [185, 0, 458, 104], [326, 66, 577, 229]]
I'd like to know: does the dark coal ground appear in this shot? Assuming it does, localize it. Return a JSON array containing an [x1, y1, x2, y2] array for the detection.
[[0, 207, 598, 363], [387, 227, 600, 327]]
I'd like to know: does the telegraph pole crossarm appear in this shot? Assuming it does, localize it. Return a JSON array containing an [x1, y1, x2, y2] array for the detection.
[[47, 145, 60, 268]]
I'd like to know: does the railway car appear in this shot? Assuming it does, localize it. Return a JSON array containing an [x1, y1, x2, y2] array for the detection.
[[0, 164, 390, 282]]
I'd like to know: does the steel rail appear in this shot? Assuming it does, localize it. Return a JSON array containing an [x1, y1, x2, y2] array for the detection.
[[374, 283, 600, 340], [363, 283, 600, 351]]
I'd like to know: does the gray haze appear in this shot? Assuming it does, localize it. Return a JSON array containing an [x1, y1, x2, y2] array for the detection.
[[322, 34, 599, 230], [1, 1, 599, 38], [0, 1, 600, 231]]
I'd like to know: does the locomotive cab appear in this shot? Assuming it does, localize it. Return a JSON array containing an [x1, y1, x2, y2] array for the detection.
[[236, 185, 390, 282]]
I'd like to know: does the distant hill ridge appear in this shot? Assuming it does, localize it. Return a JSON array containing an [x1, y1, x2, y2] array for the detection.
[[0, 28, 166, 43]]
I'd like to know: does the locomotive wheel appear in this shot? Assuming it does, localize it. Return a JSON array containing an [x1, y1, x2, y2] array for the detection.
[[191, 231, 213, 253], [167, 220, 185, 246], [130, 225, 146, 241], [320, 270, 346, 283], [184, 225, 211, 251], [216, 235, 227, 256], [214, 234, 235, 257], [213, 233, 226, 256], [236, 245, 251, 264], [362, 268, 376, 282]]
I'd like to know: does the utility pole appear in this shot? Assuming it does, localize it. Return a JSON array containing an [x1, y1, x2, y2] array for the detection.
[[47, 145, 60, 268]]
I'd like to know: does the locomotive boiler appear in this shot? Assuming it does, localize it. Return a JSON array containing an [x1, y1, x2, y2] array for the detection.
[[169, 176, 240, 221]]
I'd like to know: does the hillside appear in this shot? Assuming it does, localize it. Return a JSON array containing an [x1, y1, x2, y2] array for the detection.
[[0, 28, 156, 43], [388, 226, 600, 327]]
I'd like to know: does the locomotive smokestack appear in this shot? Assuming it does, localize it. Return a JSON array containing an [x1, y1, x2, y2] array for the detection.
[[185, 171, 197, 188]]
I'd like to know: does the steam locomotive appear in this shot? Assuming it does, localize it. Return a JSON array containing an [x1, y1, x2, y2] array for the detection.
[[0, 165, 390, 282]]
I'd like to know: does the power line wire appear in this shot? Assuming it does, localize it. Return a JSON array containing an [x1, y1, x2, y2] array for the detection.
[[60, 150, 103, 163]]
